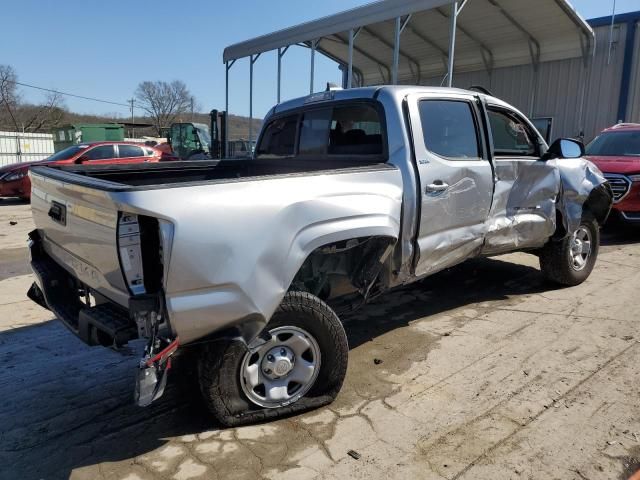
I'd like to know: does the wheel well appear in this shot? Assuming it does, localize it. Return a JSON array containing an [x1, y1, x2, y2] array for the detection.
[[290, 236, 396, 304], [583, 183, 614, 225]]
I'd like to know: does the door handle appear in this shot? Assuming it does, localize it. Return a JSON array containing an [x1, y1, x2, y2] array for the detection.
[[425, 181, 449, 193]]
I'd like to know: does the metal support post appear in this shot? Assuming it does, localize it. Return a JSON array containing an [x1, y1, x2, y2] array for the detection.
[[392, 17, 401, 84], [249, 54, 260, 147], [225, 59, 236, 157], [347, 28, 361, 88], [447, 1, 459, 87], [310, 39, 318, 94], [277, 46, 289, 103]]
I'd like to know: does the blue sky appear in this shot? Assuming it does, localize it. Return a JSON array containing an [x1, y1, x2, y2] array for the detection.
[[1, 0, 637, 119]]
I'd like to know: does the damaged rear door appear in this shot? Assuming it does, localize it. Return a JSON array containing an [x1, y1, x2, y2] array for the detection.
[[407, 93, 494, 276], [481, 105, 559, 255]]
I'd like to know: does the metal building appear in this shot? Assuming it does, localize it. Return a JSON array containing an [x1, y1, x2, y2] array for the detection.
[[437, 10, 640, 141], [223, 0, 639, 144]]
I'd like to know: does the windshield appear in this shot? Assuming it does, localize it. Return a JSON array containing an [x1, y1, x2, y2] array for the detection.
[[196, 127, 211, 153], [46, 145, 89, 161], [586, 131, 640, 156]]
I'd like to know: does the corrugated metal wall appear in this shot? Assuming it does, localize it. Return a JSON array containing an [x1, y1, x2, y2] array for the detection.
[[417, 22, 637, 142], [0, 131, 55, 167], [628, 21, 640, 123]]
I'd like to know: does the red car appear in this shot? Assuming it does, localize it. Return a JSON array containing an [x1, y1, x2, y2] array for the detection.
[[0, 142, 176, 200], [586, 123, 640, 223]]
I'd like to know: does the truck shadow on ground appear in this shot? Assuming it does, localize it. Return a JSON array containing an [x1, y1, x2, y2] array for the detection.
[[0, 254, 557, 479]]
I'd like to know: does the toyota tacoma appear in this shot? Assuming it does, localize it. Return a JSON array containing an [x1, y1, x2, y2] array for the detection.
[[26, 86, 612, 426]]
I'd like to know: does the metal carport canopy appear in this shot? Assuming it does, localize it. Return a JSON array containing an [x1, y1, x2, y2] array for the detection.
[[222, 0, 593, 146], [223, 0, 593, 86]]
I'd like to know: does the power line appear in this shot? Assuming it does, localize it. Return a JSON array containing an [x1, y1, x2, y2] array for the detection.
[[10, 80, 130, 108]]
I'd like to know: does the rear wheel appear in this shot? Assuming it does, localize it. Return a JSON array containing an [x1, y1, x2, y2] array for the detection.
[[539, 212, 599, 286], [198, 291, 348, 426]]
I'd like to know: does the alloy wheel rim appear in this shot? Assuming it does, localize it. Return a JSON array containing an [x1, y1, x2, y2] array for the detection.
[[240, 326, 321, 408], [569, 225, 592, 271]]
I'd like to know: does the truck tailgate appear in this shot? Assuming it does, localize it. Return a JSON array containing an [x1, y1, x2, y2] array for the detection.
[[30, 169, 130, 307]]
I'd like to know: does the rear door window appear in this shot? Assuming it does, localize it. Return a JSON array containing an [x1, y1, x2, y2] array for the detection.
[[118, 145, 145, 158], [419, 100, 481, 159], [85, 145, 115, 160], [256, 115, 298, 158]]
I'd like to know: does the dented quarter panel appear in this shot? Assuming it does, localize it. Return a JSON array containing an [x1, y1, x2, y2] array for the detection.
[[106, 167, 403, 344]]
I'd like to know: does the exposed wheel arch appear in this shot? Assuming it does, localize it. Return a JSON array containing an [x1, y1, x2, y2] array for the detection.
[[289, 235, 397, 307]]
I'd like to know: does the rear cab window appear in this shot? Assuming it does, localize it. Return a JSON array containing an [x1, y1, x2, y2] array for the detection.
[[256, 101, 386, 162]]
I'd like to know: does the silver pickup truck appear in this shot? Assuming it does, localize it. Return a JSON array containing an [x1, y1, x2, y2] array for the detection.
[[27, 86, 612, 426]]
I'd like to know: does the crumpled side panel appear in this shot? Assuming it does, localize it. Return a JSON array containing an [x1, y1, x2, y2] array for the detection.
[[549, 158, 608, 234], [482, 158, 608, 255], [482, 160, 559, 255]]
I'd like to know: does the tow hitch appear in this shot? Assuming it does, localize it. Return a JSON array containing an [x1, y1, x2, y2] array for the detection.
[[135, 338, 180, 407]]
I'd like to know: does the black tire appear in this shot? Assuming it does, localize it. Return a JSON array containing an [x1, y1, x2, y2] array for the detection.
[[539, 212, 599, 286], [198, 291, 348, 427]]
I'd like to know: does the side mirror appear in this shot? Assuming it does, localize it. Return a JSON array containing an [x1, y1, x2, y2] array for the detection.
[[76, 155, 89, 163], [542, 138, 585, 160]]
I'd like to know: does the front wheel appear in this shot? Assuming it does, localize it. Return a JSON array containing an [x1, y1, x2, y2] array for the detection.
[[539, 212, 599, 286], [198, 291, 348, 426]]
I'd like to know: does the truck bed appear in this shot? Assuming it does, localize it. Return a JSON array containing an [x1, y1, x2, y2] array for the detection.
[[33, 158, 389, 190], [29, 156, 403, 346]]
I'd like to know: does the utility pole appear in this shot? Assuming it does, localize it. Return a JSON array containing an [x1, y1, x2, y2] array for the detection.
[[190, 97, 194, 122], [129, 98, 135, 138]]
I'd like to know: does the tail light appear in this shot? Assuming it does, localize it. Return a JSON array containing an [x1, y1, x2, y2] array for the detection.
[[117, 213, 163, 295], [118, 213, 146, 295]]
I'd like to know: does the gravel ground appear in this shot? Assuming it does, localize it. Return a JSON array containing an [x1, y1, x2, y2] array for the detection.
[[1, 200, 639, 480]]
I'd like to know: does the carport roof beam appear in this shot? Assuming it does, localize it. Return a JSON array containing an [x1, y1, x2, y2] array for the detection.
[[362, 23, 420, 84], [326, 34, 392, 83], [223, 0, 594, 87], [486, 0, 541, 66], [434, 7, 494, 72], [223, 0, 455, 63]]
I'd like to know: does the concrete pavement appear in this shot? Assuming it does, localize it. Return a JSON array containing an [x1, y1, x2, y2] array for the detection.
[[1, 201, 639, 480]]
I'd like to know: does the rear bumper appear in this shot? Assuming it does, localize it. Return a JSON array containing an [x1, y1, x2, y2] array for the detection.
[[28, 231, 138, 347]]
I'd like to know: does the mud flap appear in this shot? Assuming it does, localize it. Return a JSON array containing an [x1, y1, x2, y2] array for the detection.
[[135, 360, 170, 407], [135, 338, 179, 407]]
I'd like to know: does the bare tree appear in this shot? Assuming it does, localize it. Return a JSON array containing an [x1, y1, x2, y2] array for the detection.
[[20, 91, 66, 132], [0, 65, 66, 132], [0, 65, 20, 131], [135, 80, 193, 135]]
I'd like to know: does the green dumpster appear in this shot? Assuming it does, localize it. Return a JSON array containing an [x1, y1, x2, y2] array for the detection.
[[52, 124, 124, 152]]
